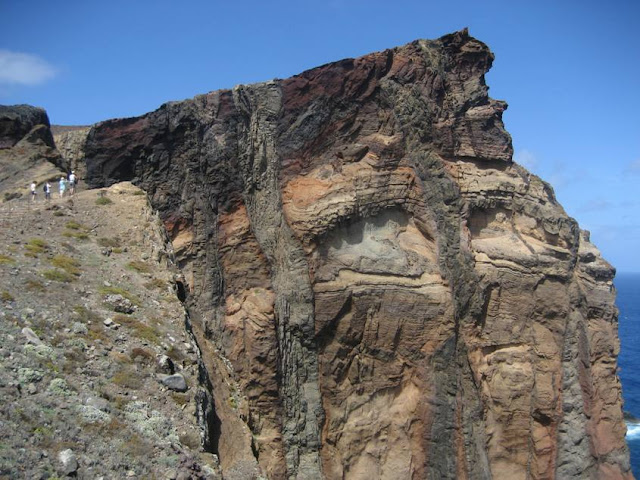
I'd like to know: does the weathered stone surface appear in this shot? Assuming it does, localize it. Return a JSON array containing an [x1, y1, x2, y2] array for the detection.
[[0, 104, 66, 200], [81, 30, 631, 479], [53, 125, 90, 180]]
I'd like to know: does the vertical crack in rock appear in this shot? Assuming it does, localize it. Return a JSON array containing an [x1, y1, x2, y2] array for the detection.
[[556, 310, 595, 478], [233, 82, 323, 479], [78, 29, 631, 480]]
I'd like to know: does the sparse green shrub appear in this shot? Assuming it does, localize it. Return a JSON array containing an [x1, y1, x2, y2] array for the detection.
[[64, 221, 89, 231], [62, 230, 89, 240], [99, 286, 140, 305], [95, 196, 113, 206], [114, 314, 160, 344], [42, 269, 75, 283], [1, 291, 14, 302], [170, 392, 190, 407], [132, 190, 145, 196], [25, 238, 48, 257], [97, 237, 121, 248], [53, 210, 65, 217], [0, 254, 15, 265], [111, 368, 142, 389], [127, 260, 152, 274], [49, 255, 81, 276], [112, 247, 123, 254], [144, 278, 166, 290]]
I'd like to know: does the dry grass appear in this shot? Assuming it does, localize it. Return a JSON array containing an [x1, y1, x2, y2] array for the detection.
[[25, 238, 48, 257], [130, 347, 154, 364], [0, 254, 15, 265], [127, 260, 152, 274], [1, 291, 14, 302], [49, 255, 81, 276], [144, 278, 166, 290], [114, 314, 160, 344], [42, 269, 75, 283], [64, 221, 89, 231], [62, 230, 89, 240], [111, 367, 143, 389], [24, 279, 46, 291], [99, 286, 140, 306], [97, 237, 121, 248], [96, 196, 113, 206]]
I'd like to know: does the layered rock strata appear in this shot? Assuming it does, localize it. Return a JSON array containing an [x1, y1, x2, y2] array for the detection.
[[81, 30, 631, 479]]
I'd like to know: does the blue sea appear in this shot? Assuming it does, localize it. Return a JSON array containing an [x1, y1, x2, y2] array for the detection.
[[617, 272, 640, 476]]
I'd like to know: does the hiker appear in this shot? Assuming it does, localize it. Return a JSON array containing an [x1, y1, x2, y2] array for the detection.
[[68, 171, 77, 195], [43, 181, 51, 201], [59, 176, 67, 198], [30, 181, 37, 202]]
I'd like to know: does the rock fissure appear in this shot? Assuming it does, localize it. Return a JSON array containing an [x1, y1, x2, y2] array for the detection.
[[43, 28, 631, 480]]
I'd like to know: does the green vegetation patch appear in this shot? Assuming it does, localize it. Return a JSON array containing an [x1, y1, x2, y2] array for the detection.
[[111, 367, 143, 389], [144, 278, 166, 290], [0, 254, 15, 265], [49, 255, 81, 276], [97, 237, 121, 248], [62, 230, 89, 240], [65, 220, 89, 231], [113, 314, 160, 344], [95, 196, 113, 206], [127, 260, 152, 274], [42, 269, 75, 283], [1, 291, 14, 302], [25, 238, 48, 257]]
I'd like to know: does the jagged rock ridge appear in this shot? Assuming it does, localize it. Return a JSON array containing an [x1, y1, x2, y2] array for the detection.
[[78, 30, 630, 479]]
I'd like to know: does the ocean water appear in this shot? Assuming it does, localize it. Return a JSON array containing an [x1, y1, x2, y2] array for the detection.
[[617, 272, 640, 476]]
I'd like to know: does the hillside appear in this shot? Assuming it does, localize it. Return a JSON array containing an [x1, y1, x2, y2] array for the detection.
[[0, 184, 221, 479]]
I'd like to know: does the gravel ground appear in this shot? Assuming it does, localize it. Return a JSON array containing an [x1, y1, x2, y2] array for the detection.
[[0, 183, 220, 479]]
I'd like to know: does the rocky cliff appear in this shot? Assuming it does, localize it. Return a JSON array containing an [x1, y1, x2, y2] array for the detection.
[[0, 105, 66, 201], [66, 30, 631, 478]]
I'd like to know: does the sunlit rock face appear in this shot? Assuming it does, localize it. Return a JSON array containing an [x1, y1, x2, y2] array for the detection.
[[83, 30, 631, 480]]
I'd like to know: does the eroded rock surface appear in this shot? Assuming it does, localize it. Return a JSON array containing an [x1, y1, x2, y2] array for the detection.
[[80, 30, 630, 479], [0, 105, 66, 201]]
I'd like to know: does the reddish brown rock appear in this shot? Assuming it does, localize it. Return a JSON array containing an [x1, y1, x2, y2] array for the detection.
[[81, 29, 631, 479]]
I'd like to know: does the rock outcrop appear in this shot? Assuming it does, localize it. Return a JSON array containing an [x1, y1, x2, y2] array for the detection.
[[0, 105, 66, 201], [77, 29, 631, 479], [52, 125, 90, 180]]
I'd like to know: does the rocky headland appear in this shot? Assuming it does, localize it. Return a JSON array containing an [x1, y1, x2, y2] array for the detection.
[[0, 29, 632, 479]]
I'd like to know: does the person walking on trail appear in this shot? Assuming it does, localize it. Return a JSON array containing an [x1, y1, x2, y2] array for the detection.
[[30, 181, 37, 202], [43, 181, 51, 201], [68, 171, 77, 196], [59, 176, 67, 198]]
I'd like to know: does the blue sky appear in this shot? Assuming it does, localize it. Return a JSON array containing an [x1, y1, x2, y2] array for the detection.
[[1, 0, 638, 271]]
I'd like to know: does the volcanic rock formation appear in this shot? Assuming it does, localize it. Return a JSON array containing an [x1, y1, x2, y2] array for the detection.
[[78, 30, 630, 479], [0, 105, 66, 200]]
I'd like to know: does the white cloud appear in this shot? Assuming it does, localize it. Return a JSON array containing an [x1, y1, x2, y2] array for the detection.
[[514, 149, 538, 170], [0, 49, 57, 86]]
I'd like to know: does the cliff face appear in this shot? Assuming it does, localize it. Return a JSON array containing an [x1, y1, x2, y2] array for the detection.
[[0, 105, 65, 200], [82, 30, 630, 479]]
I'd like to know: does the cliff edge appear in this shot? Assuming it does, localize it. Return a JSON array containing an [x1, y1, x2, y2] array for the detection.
[[36, 29, 632, 479]]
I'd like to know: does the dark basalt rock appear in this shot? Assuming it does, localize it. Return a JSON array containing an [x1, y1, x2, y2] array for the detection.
[[0, 104, 54, 150]]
